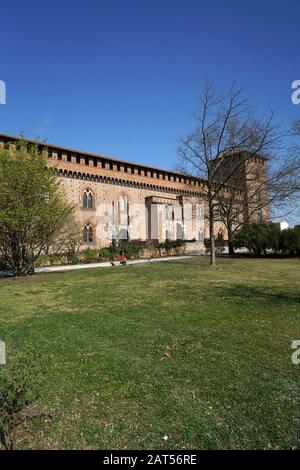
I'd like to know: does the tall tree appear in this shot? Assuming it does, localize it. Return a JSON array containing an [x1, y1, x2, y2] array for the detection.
[[178, 80, 282, 266], [222, 118, 300, 255], [0, 138, 75, 275], [214, 151, 300, 254]]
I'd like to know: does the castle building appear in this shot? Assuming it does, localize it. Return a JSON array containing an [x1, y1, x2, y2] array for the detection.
[[0, 134, 269, 250]]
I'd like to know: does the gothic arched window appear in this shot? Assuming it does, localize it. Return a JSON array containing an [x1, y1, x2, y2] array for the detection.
[[83, 224, 94, 243], [119, 196, 126, 213], [83, 189, 93, 209]]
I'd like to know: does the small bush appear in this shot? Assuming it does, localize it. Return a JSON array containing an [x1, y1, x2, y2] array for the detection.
[[0, 352, 46, 450], [156, 240, 184, 255], [98, 246, 118, 261], [118, 243, 143, 259], [82, 248, 99, 263], [279, 227, 300, 256], [49, 254, 65, 265], [204, 238, 225, 254], [35, 254, 51, 267]]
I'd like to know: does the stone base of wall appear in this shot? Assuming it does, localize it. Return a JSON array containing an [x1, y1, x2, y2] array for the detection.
[[184, 241, 205, 253]]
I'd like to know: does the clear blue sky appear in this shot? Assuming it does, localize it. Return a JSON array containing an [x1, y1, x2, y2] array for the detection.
[[0, 0, 299, 221]]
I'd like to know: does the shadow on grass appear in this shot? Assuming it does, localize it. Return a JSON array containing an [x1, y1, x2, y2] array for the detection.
[[217, 284, 300, 306]]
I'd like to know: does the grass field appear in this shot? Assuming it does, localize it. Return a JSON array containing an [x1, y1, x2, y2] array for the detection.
[[0, 257, 299, 449]]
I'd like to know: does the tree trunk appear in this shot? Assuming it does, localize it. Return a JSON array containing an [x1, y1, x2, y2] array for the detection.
[[209, 202, 216, 267], [227, 223, 235, 256], [228, 241, 234, 256]]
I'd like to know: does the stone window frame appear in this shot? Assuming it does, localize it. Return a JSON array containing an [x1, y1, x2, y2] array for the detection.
[[82, 188, 95, 210], [83, 221, 95, 244]]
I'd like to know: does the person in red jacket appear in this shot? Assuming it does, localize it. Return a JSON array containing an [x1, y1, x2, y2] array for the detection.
[[119, 249, 127, 266]]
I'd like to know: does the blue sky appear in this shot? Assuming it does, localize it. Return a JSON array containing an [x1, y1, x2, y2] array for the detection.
[[0, 0, 299, 222]]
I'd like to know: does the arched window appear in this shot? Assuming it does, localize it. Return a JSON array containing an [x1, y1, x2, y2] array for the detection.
[[83, 189, 93, 209], [83, 224, 94, 243], [119, 197, 126, 213]]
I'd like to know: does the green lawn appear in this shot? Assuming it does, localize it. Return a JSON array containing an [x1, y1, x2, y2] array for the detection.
[[0, 257, 299, 449]]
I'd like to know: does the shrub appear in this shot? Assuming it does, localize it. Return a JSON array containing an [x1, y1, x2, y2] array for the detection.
[[279, 227, 300, 256], [36, 252, 79, 267], [35, 254, 51, 267], [234, 223, 281, 255], [0, 352, 47, 450], [156, 240, 184, 255], [173, 240, 185, 255], [49, 254, 65, 265], [98, 246, 118, 261], [204, 238, 225, 254], [82, 248, 99, 263], [118, 243, 143, 259]]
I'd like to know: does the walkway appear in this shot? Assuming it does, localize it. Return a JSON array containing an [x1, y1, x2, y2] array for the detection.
[[0, 254, 200, 277], [37, 255, 197, 273]]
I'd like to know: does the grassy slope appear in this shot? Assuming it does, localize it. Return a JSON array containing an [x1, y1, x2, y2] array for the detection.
[[0, 257, 299, 449]]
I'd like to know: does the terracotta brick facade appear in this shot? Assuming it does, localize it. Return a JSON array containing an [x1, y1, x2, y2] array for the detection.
[[0, 134, 269, 249]]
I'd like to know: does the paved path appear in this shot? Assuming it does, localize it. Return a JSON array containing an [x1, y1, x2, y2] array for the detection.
[[0, 255, 200, 277], [36, 255, 198, 273]]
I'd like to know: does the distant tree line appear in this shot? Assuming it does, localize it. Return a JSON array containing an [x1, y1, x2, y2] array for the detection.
[[233, 223, 300, 256]]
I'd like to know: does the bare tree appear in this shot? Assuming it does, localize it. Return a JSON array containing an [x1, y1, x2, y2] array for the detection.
[[178, 80, 282, 266], [48, 219, 83, 264], [283, 121, 300, 218], [216, 155, 299, 253], [216, 123, 300, 254]]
